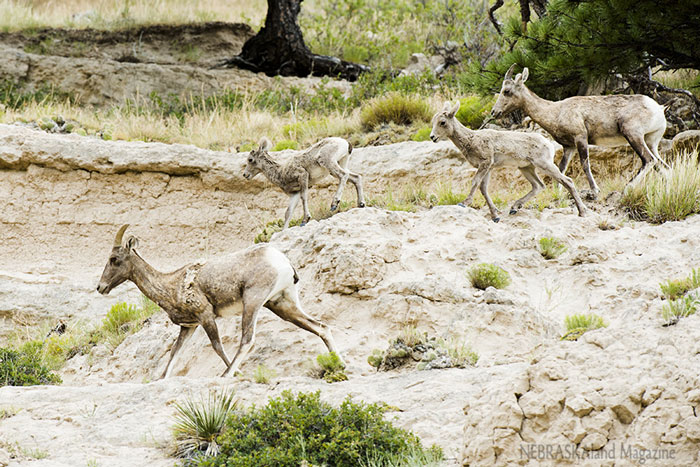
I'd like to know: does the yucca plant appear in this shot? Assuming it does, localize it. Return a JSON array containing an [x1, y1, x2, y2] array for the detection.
[[172, 389, 238, 458]]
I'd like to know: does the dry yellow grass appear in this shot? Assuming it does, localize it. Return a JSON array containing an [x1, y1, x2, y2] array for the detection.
[[0, 0, 266, 31]]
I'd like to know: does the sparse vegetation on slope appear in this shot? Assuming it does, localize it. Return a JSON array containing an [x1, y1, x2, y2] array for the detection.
[[468, 263, 511, 290], [660, 268, 700, 300], [0, 346, 62, 387], [561, 313, 608, 341], [538, 237, 568, 260]]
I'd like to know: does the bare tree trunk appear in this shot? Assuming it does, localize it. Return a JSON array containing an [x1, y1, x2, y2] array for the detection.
[[490, 0, 548, 34], [218, 0, 368, 81]]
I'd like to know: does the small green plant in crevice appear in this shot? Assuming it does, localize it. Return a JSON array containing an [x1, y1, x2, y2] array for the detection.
[[252, 364, 276, 384], [172, 389, 238, 459], [468, 263, 511, 290], [411, 126, 431, 142], [660, 268, 700, 300], [272, 139, 299, 151], [538, 237, 568, 260], [561, 313, 608, 341], [661, 295, 699, 326], [0, 406, 20, 420], [433, 182, 466, 206], [100, 297, 159, 350], [0, 346, 62, 387], [253, 200, 353, 243], [360, 92, 432, 130], [369, 328, 478, 371], [196, 390, 442, 467], [310, 352, 348, 383]]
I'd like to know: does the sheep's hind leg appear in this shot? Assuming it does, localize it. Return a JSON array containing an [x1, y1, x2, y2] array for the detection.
[[299, 173, 312, 226], [479, 171, 500, 222], [459, 165, 490, 208], [509, 166, 543, 215], [283, 192, 301, 229]]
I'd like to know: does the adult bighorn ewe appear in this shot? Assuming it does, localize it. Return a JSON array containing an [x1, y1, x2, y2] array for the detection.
[[97, 225, 341, 378], [491, 65, 669, 198], [430, 101, 587, 221], [243, 137, 365, 228]]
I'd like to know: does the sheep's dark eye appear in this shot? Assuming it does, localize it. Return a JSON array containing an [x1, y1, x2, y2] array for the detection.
[[440, 121, 446, 126], [503, 89, 512, 96], [110, 257, 121, 266], [248, 158, 253, 163]]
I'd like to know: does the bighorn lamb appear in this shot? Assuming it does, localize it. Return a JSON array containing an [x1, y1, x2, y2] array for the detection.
[[97, 225, 341, 378], [491, 65, 669, 198], [430, 101, 587, 221], [243, 137, 365, 228]]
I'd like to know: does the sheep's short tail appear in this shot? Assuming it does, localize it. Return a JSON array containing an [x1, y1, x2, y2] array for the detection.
[[292, 265, 300, 284], [347, 141, 353, 155]]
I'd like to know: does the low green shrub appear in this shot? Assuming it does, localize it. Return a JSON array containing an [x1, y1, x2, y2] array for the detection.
[[561, 313, 608, 341], [101, 298, 158, 349], [360, 93, 431, 130], [468, 263, 511, 290], [434, 182, 466, 206], [272, 139, 299, 151], [196, 391, 442, 467], [173, 389, 238, 458], [0, 345, 62, 387], [660, 268, 700, 300], [538, 237, 568, 260], [620, 152, 700, 223]]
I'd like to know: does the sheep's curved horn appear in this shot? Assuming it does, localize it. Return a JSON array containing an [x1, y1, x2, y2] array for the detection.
[[113, 224, 129, 247], [504, 63, 516, 81]]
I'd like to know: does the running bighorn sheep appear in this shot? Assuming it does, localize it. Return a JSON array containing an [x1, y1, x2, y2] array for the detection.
[[243, 137, 365, 228], [97, 225, 341, 378], [430, 101, 587, 221], [492, 65, 669, 198]]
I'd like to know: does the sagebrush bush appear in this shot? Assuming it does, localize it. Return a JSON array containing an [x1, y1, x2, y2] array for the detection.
[[468, 263, 511, 290], [173, 389, 238, 458], [561, 313, 608, 341], [253, 364, 276, 384], [538, 237, 568, 260], [360, 93, 431, 130], [620, 152, 700, 223], [660, 268, 700, 300], [101, 298, 158, 349], [196, 391, 442, 467], [0, 345, 62, 387]]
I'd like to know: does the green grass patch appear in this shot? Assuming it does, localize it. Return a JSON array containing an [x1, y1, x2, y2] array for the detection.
[[252, 364, 276, 384], [561, 313, 608, 341], [468, 263, 511, 290], [621, 152, 700, 223], [411, 126, 431, 142], [193, 390, 442, 467], [538, 237, 568, 260], [455, 95, 495, 129], [311, 352, 348, 383], [272, 139, 299, 151]]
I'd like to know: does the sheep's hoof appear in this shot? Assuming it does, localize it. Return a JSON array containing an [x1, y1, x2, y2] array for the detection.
[[358, 202, 366, 208], [492, 217, 500, 223], [509, 208, 518, 215], [457, 202, 467, 208], [300, 221, 307, 227], [330, 202, 339, 212], [582, 190, 599, 201]]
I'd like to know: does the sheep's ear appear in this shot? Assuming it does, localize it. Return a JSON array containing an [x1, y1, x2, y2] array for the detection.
[[447, 101, 460, 118], [504, 63, 516, 81], [521, 67, 529, 83], [125, 236, 139, 252], [258, 137, 272, 151], [441, 101, 452, 112]]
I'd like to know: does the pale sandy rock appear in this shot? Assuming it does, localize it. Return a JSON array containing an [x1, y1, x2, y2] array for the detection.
[[671, 130, 700, 153]]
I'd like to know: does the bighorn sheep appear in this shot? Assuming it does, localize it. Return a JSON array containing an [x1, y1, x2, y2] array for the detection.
[[430, 101, 587, 221], [97, 225, 341, 378], [491, 65, 669, 198], [243, 137, 365, 228]]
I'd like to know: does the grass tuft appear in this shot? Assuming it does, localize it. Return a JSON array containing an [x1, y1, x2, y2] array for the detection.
[[561, 313, 607, 341], [313, 352, 348, 383], [360, 93, 432, 130], [661, 295, 698, 326], [468, 263, 511, 290], [660, 268, 700, 300], [538, 237, 568, 260], [620, 152, 700, 223], [253, 364, 276, 384]]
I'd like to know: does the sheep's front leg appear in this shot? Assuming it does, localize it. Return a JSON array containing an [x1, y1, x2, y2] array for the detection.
[[283, 192, 301, 229], [161, 325, 196, 379], [199, 310, 232, 372], [575, 137, 600, 200], [478, 170, 500, 222], [460, 163, 491, 208]]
